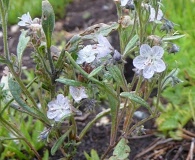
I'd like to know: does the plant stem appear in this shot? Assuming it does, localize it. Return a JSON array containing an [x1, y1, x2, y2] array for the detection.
[[154, 76, 163, 114], [135, 0, 144, 44], [79, 105, 124, 140], [0, 0, 10, 60]]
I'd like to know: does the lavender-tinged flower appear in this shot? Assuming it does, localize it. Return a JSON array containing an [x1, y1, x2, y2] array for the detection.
[[143, 4, 163, 22], [133, 44, 166, 79], [149, 6, 163, 22], [18, 12, 32, 26], [76, 34, 113, 64], [47, 94, 72, 122], [69, 86, 88, 103], [76, 45, 97, 64], [150, 7, 163, 22], [18, 12, 42, 31], [121, 0, 129, 6], [95, 34, 113, 60]]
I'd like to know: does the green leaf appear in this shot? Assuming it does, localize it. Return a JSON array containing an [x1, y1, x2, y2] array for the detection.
[[123, 35, 139, 56], [82, 22, 119, 40], [51, 129, 71, 155], [156, 105, 191, 132], [42, 149, 49, 160], [120, 92, 152, 113], [88, 65, 104, 78], [8, 78, 48, 123], [107, 65, 125, 90], [42, 0, 55, 48], [56, 78, 85, 86], [162, 35, 185, 41], [84, 149, 100, 160], [109, 138, 130, 160], [8, 78, 37, 114], [17, 30, 30, 68]]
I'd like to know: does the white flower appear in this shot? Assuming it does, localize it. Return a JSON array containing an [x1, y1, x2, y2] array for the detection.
[[76, 35, 113, 64], [0, 67, 12, 100], [18, 12, 42, 31], [149, 6, 163, 22], [121, 0, 129, 6], [47, 94, 72, 122], [133, 44, 166, 79], [95, 34, 113, 60], [18, 12, 32, 26], [76, 45, 97, 64], [69, 86, 88, 103]]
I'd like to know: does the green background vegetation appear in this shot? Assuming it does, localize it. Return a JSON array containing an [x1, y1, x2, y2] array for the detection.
[[8, 0, 72, 24]]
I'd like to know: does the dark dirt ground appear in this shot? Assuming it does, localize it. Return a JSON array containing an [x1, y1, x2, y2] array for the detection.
[[0, 0, 195, 159]]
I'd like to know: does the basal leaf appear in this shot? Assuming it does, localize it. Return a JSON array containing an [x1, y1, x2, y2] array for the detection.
[[109, 138, 130, 160]]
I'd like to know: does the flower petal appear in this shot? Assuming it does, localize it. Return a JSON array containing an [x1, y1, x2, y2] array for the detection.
[[152, 46, 164, 59], [121, 0, 129, 6], [97, 34, 113, 50], [143, 66, 155, 79], [153, 59, 166, 72], [47, 110, 58, 119], [133, 56, 147, 69], [140, 44, 152, 57], [70, 86, 88, 103]]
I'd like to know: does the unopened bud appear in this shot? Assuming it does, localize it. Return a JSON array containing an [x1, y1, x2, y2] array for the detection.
[[125, 0, 135, 10], [168, 44, 180, 54], [161, 19, 174, 33], [113, 50, 121, 61]]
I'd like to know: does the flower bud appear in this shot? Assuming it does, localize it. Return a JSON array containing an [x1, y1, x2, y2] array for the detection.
[[168, 44, 180, 54], [161, 19, 174, 33], [113, 50, 121, 62], [125, 0, 135, 10]]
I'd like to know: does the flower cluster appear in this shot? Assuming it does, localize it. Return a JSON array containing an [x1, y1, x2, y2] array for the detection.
[[133, 44, 166, 79]]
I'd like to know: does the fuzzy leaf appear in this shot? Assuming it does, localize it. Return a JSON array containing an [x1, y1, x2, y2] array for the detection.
[[42, 0, 55, 47], [123, 35, 139, 56], [107, 65, 125, 90], [17, 30, 30, 67], [162, 35, 185, 41], [56, 78, 85, 87], [51, 129, 71, 155], [8, 78, 37, 114], [8, 78, 48, 123], [120, 92, 152, 113], [82, 22, 119, 40], [109, 138, 130, 160], [84, 149, 100, 160], [88, 65, 104, 78]]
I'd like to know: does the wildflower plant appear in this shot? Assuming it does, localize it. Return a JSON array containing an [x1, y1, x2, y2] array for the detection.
[[0, 0, 185, 159]]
